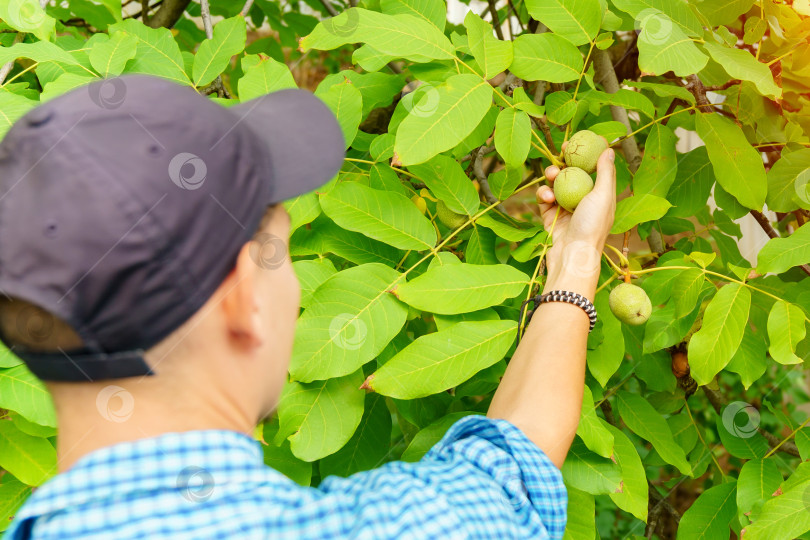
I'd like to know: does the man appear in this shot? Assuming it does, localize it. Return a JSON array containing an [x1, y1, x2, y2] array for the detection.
[[1, 75, 615, 539]]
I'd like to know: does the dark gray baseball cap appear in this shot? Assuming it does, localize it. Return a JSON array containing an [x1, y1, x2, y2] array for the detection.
[[0, 75, 344, 381]]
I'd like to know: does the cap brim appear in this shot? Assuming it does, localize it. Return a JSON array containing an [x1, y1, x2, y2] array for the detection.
[[229, 89, 345, 203]]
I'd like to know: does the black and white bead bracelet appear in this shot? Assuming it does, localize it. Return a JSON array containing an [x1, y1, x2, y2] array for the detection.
[[520, 290, 598, 334]]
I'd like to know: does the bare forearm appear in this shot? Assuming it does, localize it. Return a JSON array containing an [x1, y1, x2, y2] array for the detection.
[[488, 266, 599, 468]]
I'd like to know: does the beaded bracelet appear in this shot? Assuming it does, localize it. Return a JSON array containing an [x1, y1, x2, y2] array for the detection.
[[520, 290, 598, 334]]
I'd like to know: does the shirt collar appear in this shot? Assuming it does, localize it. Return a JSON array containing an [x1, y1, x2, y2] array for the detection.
[[13, 430, 271, 525]]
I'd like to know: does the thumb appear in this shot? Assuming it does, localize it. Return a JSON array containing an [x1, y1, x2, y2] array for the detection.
[[592, 148, 616, 197]]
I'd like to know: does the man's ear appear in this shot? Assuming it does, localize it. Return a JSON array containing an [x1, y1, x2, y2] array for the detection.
[[220, 241, 264, 350]]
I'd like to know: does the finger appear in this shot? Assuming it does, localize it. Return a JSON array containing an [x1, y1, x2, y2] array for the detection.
[[561, 141, 568, 152], [592, 148, 616, 198], [536, 185, 555, 205], [544, 165, 560, 182], [535, 186, 560, 228]]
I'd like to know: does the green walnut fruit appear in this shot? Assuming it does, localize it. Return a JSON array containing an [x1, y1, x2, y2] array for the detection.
[[609, 283, 652, 325], [553, 167, 594, 212], [436, 201, 467, 229], [563, 130, 608, 174]]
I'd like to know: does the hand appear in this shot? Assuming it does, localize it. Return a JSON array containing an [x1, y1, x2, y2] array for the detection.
[[535, 146, 617, 299]]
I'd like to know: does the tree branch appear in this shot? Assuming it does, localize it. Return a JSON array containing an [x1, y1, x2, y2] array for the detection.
[[0, 32, 25, 86], [145, 0, 191, 28], [486, 0, 504, 40], [473, 146, 506, 212]]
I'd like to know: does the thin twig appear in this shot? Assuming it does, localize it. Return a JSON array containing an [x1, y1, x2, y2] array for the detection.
[[240, 0, 255, 16], [473, 146, 506, 212], [318, 0, 338, 16]]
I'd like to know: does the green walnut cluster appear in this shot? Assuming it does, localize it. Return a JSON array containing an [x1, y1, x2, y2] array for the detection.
[[608, 283, 652, 325], [553, 130, 608, 213]]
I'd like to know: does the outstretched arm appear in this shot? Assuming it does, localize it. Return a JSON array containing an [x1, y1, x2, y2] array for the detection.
[[488, 148, 616, 469]]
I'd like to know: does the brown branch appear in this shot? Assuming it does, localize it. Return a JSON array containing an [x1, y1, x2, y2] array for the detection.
[[473, 146, 506, 212], [536, 117, 558, 155], [145, 0, 191, 28], [317, 0, 338, 16], [704, 79, 742, 92], [486, 0, 504, 40]]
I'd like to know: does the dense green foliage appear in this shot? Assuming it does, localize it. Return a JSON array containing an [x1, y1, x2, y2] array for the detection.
[[2, 0, 810, 538]]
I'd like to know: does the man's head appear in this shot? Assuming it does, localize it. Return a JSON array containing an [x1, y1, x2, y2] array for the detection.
[[0, 76, 343, 455]]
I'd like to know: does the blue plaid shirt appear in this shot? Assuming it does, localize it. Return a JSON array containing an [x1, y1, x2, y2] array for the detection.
[[4, 416, 566, 539]]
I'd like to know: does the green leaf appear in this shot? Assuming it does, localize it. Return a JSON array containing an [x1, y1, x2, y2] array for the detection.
[[737, 459, 782, 519], [293, 258, 337, 309], [767, 148, 810, 212], [624, 80, 696, 104], [39, 73, 99, 103], [320, 394, 392, 477], [401, 412, 476, 461], [726, 329, 768, 390], [292, 218, 402, 266], [395, 74, 493, 165], [607, 424, 648, 522], [464, 12, 512, 80], [610, 194, 672, 234], [689, 283, 751, 385], [666, 146, 714, 218], [487, 167, 524, 201], [562, 438, 622, 495], [672, 268, 705, 317], [615, 391, 692, 475], [262, 439, 312, 486], [742, 475, 810, 539], [320, 182, 437, 251], [0, 421, 56, 486], [276, 369, 365, 462], [290, 263, 408, 382], [238, 55, 297, 101], [315, 80, 363, 148], [636, 21, 708, 76], [396, 263, 528, 314], [301, 9, 454, 62], [676, 481, 737, 540], [88, 31, 138, 77], [524, 0, 602, 46], [192, 16, 247, 87], [407, 155, 480, 216], [767, 300, 807, 365], [632, 123, 677, 197], [379, 0, 446, 31], [319, 70, 404, 119], [109, 20, 190, 85], [577, 385, 614, 458], [0, 475, 31, 533], [494, 108, 531, 168], [364, 320, 517, 399], [0, 40, 81, 70], [587, 289, 625, 387], [284, 193, 321, 234], [0, 93, 37, 140], [695, 112, 767, 210], [698, 0, 756, 26], [583, 89, 655, 119], [545, 91, 577, 125], [757, 223, 810, 275], [612, 0, 703, 36], [0, 365, 56, 428], [0, 0, 55, 41], [703, 42, 781, 99], [509, 33, 583, 83], [563, 487, 595, 540]]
